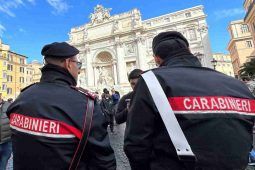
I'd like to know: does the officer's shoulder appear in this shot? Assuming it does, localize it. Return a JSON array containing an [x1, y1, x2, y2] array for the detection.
[[140, 67, 165, 78], [143, 67, 166, 73], [21, 83, 38, 92], [71, 86, 97, 100]]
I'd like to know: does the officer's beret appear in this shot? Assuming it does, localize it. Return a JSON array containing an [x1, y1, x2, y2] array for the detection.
[[41, 42, 79, 59], [152, 31, 189, 55]]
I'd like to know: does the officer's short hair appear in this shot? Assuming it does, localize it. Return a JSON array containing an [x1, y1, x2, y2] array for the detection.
[[152, 31, 189, 59], [128, 69, 143, 82]]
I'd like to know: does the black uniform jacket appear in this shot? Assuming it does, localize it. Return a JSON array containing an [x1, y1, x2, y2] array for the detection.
[[124, 54, 255, 170], [7, 64, 116, 170], [0, 100, 11, 144], [115, 92, 133, 124]]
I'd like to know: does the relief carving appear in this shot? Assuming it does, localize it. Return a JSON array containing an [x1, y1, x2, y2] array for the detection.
[[126, 43, 135, 54]]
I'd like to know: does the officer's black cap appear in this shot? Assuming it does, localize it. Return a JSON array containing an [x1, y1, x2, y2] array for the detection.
[[152, 31, 189, 55], [41, 42, 79, 59]]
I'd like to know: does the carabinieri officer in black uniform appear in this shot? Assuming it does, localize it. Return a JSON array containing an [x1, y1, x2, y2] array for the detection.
[[7, 42, 116, 170], [124, 31, 255, 170]]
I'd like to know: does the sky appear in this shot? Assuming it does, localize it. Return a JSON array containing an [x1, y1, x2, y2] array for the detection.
[[0, 0, 246, 63]]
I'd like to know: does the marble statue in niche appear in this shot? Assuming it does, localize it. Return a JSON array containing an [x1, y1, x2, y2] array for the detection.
[[97, 66, 114, 86]]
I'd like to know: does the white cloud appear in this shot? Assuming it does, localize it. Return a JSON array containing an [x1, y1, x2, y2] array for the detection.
[[214, 8, 245, 19], [0, 24, 6, 37], [0, 0, 35, 17], [46, 0, 69, 14], [18, 28, 26, 33], [27, 0, 36, 5], [0, 0, 69, 16]]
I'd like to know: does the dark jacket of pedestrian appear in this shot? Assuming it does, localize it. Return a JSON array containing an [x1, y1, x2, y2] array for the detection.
[[101, 93, 114, 118], [0, 100, 11, 144], [7, 42, 116, 170], [124, 31, 255, 170], [115, 92, 133, 124]]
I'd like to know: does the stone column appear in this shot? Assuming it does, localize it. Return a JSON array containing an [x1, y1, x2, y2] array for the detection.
[[85, 47, 94, 87], [135, 36, 148, 70], [113, 62, 118, 85], [93, 66, 97, 87], [197, 22, 213, 68], [115, 41, 129, 84], [78, 51, 86, 88]]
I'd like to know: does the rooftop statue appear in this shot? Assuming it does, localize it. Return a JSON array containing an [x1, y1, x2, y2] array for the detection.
[[89, 5, 112, 24]]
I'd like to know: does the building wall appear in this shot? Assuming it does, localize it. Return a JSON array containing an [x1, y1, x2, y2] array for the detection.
[[69, 5, 213, 93], [5, 52, 27, 99], [25, 65, 33, 86], [0, 40, 42, 99], [0, 57, 7, 98], [0, 41, 10, 99], [28, 60, 43, 83], [244, 0, 255, 56], [227, 20, 254, 77], [212, 53, 234, 77]]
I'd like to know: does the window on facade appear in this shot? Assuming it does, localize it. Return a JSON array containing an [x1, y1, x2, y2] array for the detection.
[[246, 41, 253, 48], [7, 88, 12, 94], [185, 12, 191, 17], [164, 17, 170, 22], [20, 77, 25, 83], [7, 64, 13, 71], [241, 24, 249, 33], [3, 72, 7, 79], [189, 29, 197, 40], [146, 22, 151, 26], [2, 84, 7, 91], [7, 75, 13, 82], [20, 67, 24, 73], [7, 54, 13, 61], [3, 61, 7, 66], [20, 58, 25, 64]]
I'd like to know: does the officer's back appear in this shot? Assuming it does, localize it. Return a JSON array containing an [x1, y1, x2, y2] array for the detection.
[[124, 31, 255, 170], [7, 42, 116, 170]]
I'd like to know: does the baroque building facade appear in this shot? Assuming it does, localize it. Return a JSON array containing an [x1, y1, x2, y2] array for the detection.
[[212, 53, 234, 77], [69, 5, 213, 92], [227, 20, 254, 77], [244, 0, 255, 57]]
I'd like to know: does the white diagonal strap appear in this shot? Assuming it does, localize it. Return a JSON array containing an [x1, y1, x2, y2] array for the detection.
[[142, 71, 195, 158]]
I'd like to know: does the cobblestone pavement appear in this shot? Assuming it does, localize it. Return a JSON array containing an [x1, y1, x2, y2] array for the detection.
[[109, 123, 131, 170]]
